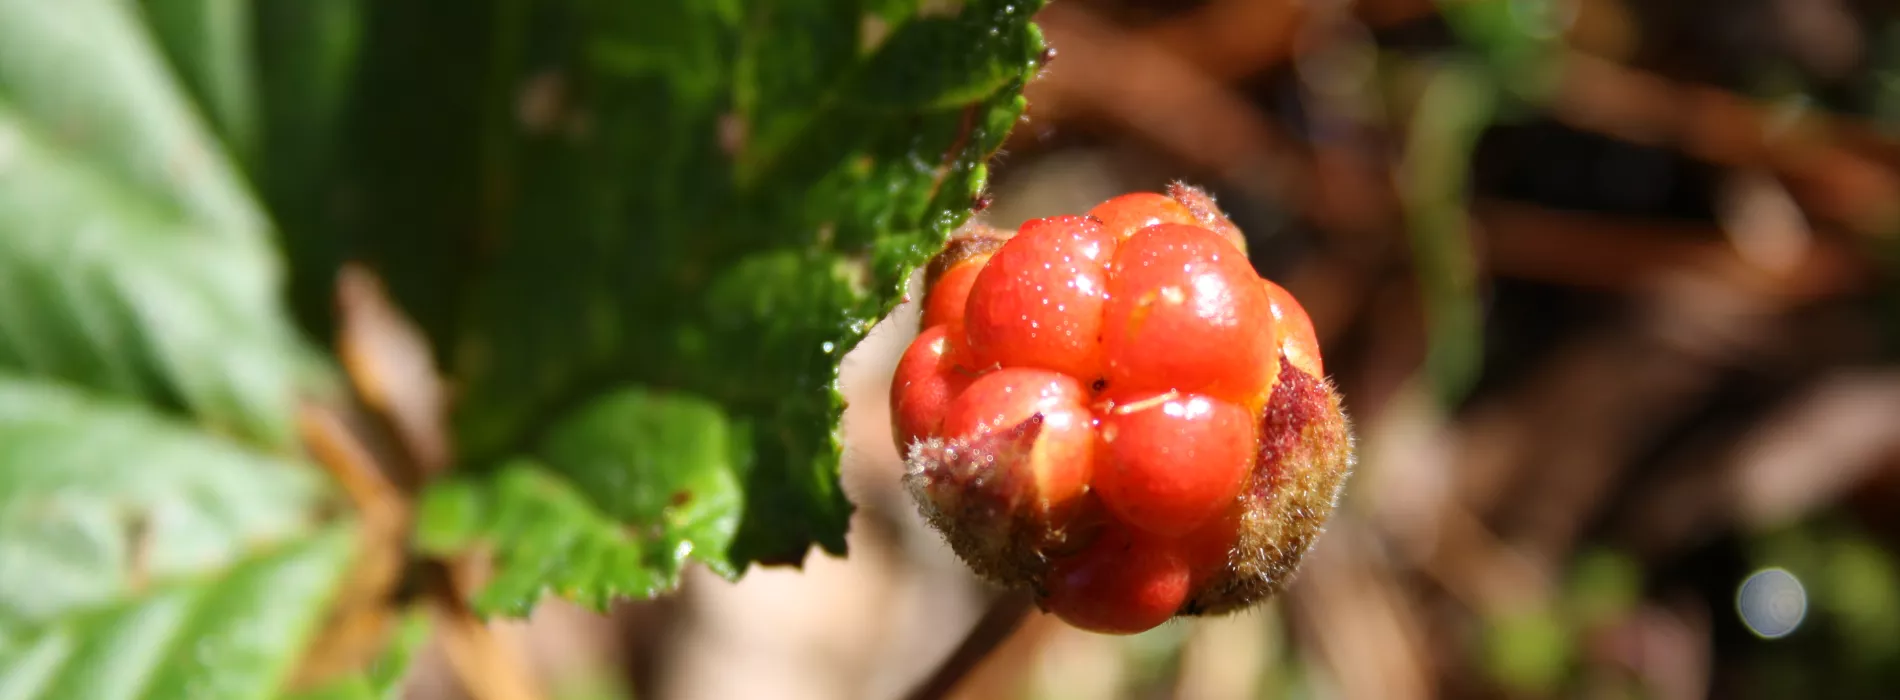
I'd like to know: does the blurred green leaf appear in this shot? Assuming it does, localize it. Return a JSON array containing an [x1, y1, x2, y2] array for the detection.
[[0, 0, 272, 246], [0, 4, 355, 694], [138, 0, 260, 164], [1746, 521, 1900, 694], [731, 0, 861, 185], [1398, 62, 1495, 407], [1867, 21, 1900, 131], [1821, 537, 1900, 665], [1482, 606, 1573, 694], [0, 105, 310, 446], [0, 374, 330, 645], [279, 0, 492, 350], [1436, 0, 1564, 104], [448, 0, 1044, 579], [0, 0, 312, 447], [0, 524, 357, 700], [254, 0, 366, 334], [1761, 523, 1900, 668], [1564, 548, 1642, 627], [417, 387, 743, 616], [284, 608, 432, 700]]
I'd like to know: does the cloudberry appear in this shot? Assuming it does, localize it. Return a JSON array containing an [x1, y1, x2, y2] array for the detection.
[[921, 230, 1007, 329], [895, 183, 1353, 635], [1094, 391, 1256, 537], [962, 215, 1116, 380], [1263, 278, 1323, 377], [1041, 523, 1190, 634], [1088, 192, 1199, 241], [1100, 223, 1278, 406], [889, 323, 977, 447], [939, 368, 1095, 515]]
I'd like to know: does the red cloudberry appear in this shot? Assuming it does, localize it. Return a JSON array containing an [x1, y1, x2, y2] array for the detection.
[[962, 215, 1116, 380], [1263, 278, 1323, 377], [939, 368, 1096, 514], [1041, 523, 1191, 635], [889, 323, 978, 447], [921, 232, 1006, 329], [1088, 192, 1199, 240], [1100, 223, 1278, 405], [1179, 503, 1243, 586], [1093, 391, 1256, 536], [895, 185, 1353, 636]]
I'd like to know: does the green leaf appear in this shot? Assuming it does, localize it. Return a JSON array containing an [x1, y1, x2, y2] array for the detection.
[[695, 251, 863, 563], [0, 524, 358, 700], [418, 388, 743, 616], [270, 0, 485, 346], [0, 374, 330, 644], [417, 463, 660, 617], [254, 0, 366, 333], [0, 0, 271, 244], [536, 388, 744, 578], [731, 0, 861, 181], [0, 103, 310, 446], [448, 0, 1045, 583], [850, 3, 1044, 110], [0, 0, 312, 446], [283, 608, 431, 700], [137, 0, 260, 165]]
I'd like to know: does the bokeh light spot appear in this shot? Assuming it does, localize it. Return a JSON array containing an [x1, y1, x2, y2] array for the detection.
[[1737, 568, 1807, 640]]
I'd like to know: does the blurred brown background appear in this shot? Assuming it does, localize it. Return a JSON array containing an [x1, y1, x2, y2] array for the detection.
[[410, 1, 1900, 698]]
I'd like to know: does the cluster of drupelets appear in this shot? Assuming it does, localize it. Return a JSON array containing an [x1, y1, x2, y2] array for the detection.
[[891, 184, 1350, 635]]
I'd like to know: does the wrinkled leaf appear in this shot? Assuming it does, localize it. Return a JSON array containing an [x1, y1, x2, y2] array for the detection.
[[536, 388, 744, 578], [850, 3, 1043, 110], [417, 463, 661, 617], [0, 374, 329, 644], [694, 251, 864, 563], [418, 388, 743, 616], [449, 0, 1044, 583], [0, 524, 358, 700]]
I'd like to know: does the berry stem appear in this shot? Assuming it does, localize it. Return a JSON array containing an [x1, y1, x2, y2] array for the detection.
[[901, 589, 1037, 700]]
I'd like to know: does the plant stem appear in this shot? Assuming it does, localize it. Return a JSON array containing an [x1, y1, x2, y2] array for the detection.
[[902, 588, 1037, 700]]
